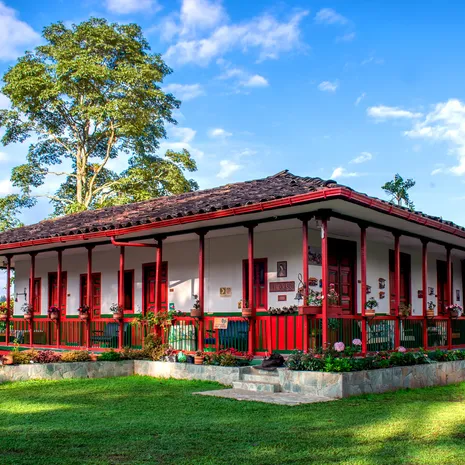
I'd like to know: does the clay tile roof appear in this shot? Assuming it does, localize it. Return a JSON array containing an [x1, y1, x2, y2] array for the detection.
[[0, 170, 463, 247], [0, 171, 341, 245]]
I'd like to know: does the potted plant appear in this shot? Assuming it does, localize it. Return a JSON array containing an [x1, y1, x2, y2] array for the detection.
[[298, 289, 323, 315], [398, 303, 412, 319], [0, 302, 10, 321], [21, 303, 34, 321], [48, 306, 60, 321], [365, 297, 378, 317], [191, 295, 202, 318], [427, 301, 436, 318], [447, 303, 463, 319], [78, 304, 90, 321], [109, 303, 124, 321], [194, 350, 204, 365], [153, 309, 175, 332], [240, 299, 252, 318], [163, 346, 177, 363]]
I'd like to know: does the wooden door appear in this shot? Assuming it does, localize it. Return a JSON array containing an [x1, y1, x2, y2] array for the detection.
[[243, 258, 267, 309], [328, 239, 356, 313], [143, 263, 168, 313], [80, 273, 101, 317], [32, 278, 41, 314], [437, 260, 450, 315], [48, 272, 67, 312], [389, 251, 411, 312]]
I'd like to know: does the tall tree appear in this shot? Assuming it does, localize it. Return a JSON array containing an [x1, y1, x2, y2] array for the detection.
[[382, 174, 416, 210], [0, 195, 32, 232], [0, 18, 198, 217]]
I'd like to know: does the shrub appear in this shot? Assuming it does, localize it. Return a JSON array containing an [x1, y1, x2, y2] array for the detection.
[[32, 350, 62, 364], [120, 347, 148, 360], [203, 349, 252, 367], [61, 350, 92, 363], [12, 350, 38, 365], [142, 334, 167, 361], [98, 350, 121, 361]]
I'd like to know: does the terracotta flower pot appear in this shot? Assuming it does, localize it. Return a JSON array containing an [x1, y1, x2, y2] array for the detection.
[[365, 309, 376, 317], [0, 313, 8, 321], [426, 309, 435, 318], [194, 355, 204, 365], [242, 308, 253, 318], [79, 313, 89, 321], [24, 313, 32, 321], [298, 305, 322, 316], [2, 353, 13, 365], [50, 312, 59, 321], [113, 312, 123, 321], [90, 353, 98, 362], [191, 308, 202, 318]]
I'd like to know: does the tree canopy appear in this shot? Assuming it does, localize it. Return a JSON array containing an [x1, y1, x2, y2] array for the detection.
[[382, 174, 416, 210], [0, 17, 198, 219]]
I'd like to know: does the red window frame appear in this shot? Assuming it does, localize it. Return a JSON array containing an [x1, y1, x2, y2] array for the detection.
[[79, 273, 102, 317], [117, 269, 135, 312], [242, 258, 268, 310], [48, 271, 67, 313], [32, 277, 41, 314]]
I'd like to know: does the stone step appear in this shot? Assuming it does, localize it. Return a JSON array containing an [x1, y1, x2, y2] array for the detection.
[[232, 381, 282, 393], [241, 366, 280, 376], [242, 373, 281, 384]]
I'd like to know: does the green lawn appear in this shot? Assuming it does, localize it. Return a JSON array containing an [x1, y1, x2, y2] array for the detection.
[[1, 377, 465, 465]]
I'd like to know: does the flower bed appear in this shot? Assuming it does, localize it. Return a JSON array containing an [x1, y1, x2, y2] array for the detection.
[[286, 339, 465, 373]]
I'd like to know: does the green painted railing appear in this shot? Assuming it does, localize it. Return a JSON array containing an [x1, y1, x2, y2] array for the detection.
[[427, 319, 448, 347], [400, 319, 423, 349], [366, 318, 396, 352]]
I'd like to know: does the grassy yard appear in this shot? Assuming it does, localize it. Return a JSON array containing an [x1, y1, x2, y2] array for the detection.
[[1, 377, 465, 465]]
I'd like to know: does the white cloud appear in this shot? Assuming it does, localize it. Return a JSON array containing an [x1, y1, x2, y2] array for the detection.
[[0, 151, 8, 163], [164, 10, 309, 66], [180, 0, 227, 37], [0, 2, 39, 61], [330, 167, 361, 179], [157, 125, 204, 161], [355, 92, 366, 106], [336, 32, 355, 43], [315, 8, 348, 25], [209, 128, 232, 138], [0, 93, 10, 109], [0, 179, 13, 195], [162, 83, 205, 101], [431, 168, 443, 175], [367, 105, 423, 120], [361, 55, 384, 66], [105, 0, 159, 14], [318, 80, 339, 92], [350, 152, 372, 164], [404, 99, 465, 175], [217, 159, 242, 179], [241, 74, 269, 87]]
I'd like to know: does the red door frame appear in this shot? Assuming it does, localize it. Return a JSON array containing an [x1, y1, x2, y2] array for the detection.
[[389, 250, 412, 312], [116, 269, 135, 312], [142, 262, 168, 314], [80, 272, 102, 317], [242, 258, 268, 310], [437, 260, 451, 314], [32, 277, 41, 314], [48, 271, 68, 313]]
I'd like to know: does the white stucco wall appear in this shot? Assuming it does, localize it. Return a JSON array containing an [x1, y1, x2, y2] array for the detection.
[[12, 227, 464, 317]]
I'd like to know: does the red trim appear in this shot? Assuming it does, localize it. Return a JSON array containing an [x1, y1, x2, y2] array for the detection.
[[32, 277, 41, 314], [116, 269, 135, 312], [110, 237, 158, 248], [248, 226, 255, 353], [360, 226, 367, 354], [118, 247, 125, 308], [142, 261, 168, 315], [29, 253, 35, 307], [321, 217, 328, 346], [4, 186, 465, 253], [198, 232, 205, 351], [48, 271, 68, 312], [422, 241, 428, 349], [394, 235, 401, 348], [447, 247, 453, 350], [302, 218, 309, 352], [155, 240, 163, 314], [5, 256, 11, 345]]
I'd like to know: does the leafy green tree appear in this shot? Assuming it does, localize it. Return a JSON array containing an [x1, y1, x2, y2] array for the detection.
[[382, 174, 416, 210], [0, 18, 198, 217], [0, 194, 32, 231]]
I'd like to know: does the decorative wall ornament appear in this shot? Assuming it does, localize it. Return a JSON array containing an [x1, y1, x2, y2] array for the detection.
[[269, 281, 295, 292], [308, 246, 322, 266], [366, 285, 372, 295], [319, 279, 323, 288], [219, 287, 232, 297], [308, 277, 318, 287], [378, 278, 386, 289], [457, 290, 461, 302], [278, 295, 287, 302], [418, 290, 423, 299], [428, 287, 435, 296], [379, 291, 385, 299], [277, 261, 287, 278]]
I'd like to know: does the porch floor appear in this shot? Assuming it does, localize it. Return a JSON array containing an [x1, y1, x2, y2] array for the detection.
[[193, 388, 334, 405]]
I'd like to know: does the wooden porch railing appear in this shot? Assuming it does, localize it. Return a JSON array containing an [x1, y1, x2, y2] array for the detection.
[[2, 314, 465, 355]]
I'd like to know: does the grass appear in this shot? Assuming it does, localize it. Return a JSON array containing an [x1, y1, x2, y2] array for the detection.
[[1, 377, 465, 465]]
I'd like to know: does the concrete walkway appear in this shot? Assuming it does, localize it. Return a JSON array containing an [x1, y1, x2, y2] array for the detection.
[[193, 388, 335, 406]]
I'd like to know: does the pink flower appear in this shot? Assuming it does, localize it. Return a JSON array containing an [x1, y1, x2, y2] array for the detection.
[[352, 338, 362, 346], [397, 346, 407, 353], [334, 342, 345, 352]]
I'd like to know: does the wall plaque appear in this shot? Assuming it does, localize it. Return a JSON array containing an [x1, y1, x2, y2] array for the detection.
[[213, 317, 228, 329], [219, 287, 232, 297], [269, 281, 295, 292], [278, 295, 287, 302]]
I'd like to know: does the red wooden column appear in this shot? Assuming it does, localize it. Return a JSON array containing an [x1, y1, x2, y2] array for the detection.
[[360, 225, 367, 354], [302, 217, 309, 352], [422, 240, 429, 350], [5, 255, 11, 346], [394, 234, 401, 348], [118, 246, 125, 349], [155, 238, 163, 338], [197, 231, 206, 351], [321, 217, 329, 347], [29, 253, 36, 348], [56, 249, 63, 348], [247, 225, 256, 354], [86, 246, 93, 349], [446, 246, 453, 349]]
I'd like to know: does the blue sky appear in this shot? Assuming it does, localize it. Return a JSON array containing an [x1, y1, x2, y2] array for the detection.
[[2, 0, 465, 228]]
